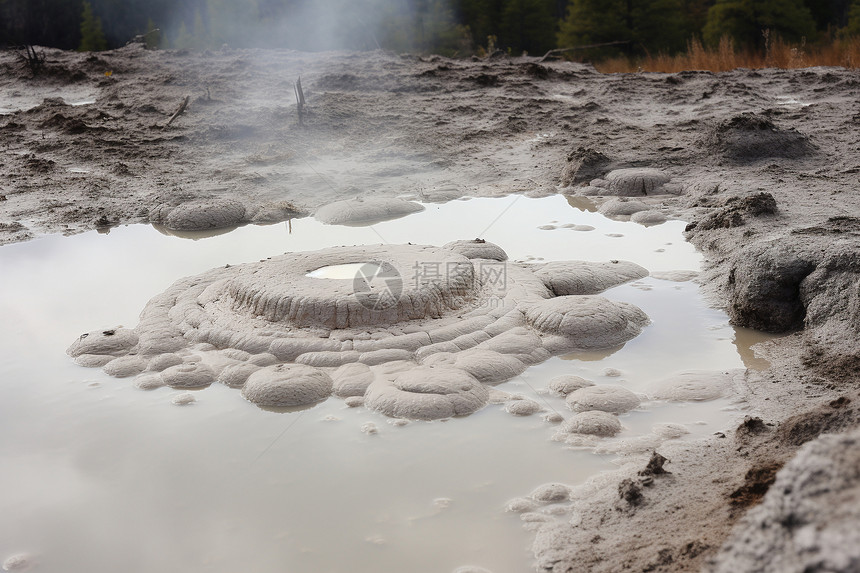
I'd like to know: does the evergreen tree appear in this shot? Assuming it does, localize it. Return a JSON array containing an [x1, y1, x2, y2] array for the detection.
[[173, 20, 194, 49], [145, 18, 161, 49], [557, 0, 687, 56], [845, 0, 860, 35], [683, 0, 715, 35], [804, 0, 852, 31], [79, 1, 107, 51], [206, 0, 259, 47], [192, 9, 208, 48], [702, 0, 816, 48], [454, 0, 506, 47], [499, 0, 556, 54]]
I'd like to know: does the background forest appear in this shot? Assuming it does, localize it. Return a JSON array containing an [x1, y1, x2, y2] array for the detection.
[[2, 0, 860, 63]]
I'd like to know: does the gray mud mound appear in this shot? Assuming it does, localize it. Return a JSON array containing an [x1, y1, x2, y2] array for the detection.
[[689, 192, 777, 231], [443, 239, 508, 261], [725, 239, 818, 332], [598, 198, 650, 217], [556, 410, 622, 437], [709, 113, 816, 163], [566, 385, 641, 414], [242, 364, 333, 407], [150, 198, 247, 231], [709, 428, 860, 573], [601, 168, 673, 196], [534, 260, 648, 296], [314, 197, 424, 226], [648, 370, 741, 402], [68, 240, 650, 419], [560, 147, 612, 186], [723, 227, 860, 349], [525, 296, 650, 352], [364, 366, 489, 420]]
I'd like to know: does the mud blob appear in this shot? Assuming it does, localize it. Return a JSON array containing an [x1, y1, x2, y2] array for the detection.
[[68, 241, 650, 420], [598, 199, 650, 217], [150, 198, 247, 232], [2, 554, 30, 572], [530, 483, 572, 503], [534, 260, 648, 296], [556, 410, 623, 437], [242, 364, 333, 407], [648, 369, 740, 401], [364, 366, 488, 420], [505, 398, 543, 416], [566, 385, 641, 414], [709, 113, 816, 162], [547, 375, 594, 395], [586, 168, 680, 197], [313, 197, 424, 225]]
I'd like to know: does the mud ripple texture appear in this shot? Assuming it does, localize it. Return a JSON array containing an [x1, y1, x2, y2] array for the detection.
[[68, 240, 650, 419]]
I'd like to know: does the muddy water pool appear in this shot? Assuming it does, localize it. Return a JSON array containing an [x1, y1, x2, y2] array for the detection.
[[0, 195, 762, 572]]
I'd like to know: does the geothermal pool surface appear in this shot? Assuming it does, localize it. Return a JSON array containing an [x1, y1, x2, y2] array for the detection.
[[0, 195, 759, 572], [306, 262, 383, 279]]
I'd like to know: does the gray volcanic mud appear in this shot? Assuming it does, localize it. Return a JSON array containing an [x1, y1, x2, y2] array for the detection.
[[2, 194, 753, 573], [1, 45, 859, 572], [67, 236, 651, 419]]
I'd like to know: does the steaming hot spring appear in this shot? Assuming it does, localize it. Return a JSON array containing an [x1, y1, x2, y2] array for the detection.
[[67, 239, 650, 420]]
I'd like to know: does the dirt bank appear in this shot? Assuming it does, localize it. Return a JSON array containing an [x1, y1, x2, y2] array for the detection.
[[1, 45, 858, 571]]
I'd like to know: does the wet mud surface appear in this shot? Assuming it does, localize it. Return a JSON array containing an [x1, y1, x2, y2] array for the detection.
[[1, 45, 859, 572]]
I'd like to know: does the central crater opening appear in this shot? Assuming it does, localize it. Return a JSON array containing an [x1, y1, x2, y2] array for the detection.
[[306, 262, 381, 279]]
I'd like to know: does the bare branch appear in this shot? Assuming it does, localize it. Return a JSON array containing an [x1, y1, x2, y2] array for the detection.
[[540, 41, 630, 62], [164, 95, 190, 128]]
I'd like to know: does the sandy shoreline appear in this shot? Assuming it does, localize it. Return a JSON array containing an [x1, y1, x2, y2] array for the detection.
[[1, 45, 858, 571]]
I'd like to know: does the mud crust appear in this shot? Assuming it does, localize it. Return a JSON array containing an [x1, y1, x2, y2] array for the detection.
[[2, 47, 860, 572]]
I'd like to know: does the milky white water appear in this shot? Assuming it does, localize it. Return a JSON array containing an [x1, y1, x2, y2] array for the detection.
[[0, 195, 762, 572], [307, 262, 383, 279]]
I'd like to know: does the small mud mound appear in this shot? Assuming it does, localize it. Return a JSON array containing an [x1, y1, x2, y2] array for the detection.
[[724, 239, 818, 332], [603, 169, 672, 196], [578, 168, 681, 198], [68, 241, 650, 420], [560, 147, 612, 186], [555, 410, 622, 437], [534, 260, 648, 296], [709, 113, 816, 162], [314, 197, 424, 226], [565, 385, 641, 414], [724, 232, 860, 337], [150, 198, 247, 231], [687, 192, 778, 231], [648, 370, 741, 402]]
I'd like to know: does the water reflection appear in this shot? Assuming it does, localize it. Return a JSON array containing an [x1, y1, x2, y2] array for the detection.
[[152, 223, 240, 240], [732, 327, 782, 371], [565, 195, 598, 212], [0, 195, 760, 573]]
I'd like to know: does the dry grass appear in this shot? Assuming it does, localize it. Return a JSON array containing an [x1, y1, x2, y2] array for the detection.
[[593, 35, 860, 73]]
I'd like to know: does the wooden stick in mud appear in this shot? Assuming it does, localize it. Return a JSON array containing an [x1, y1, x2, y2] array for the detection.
[[539, 41, 630, 62], [295, 78, 305, 126], [164, 95, 190, 128]]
